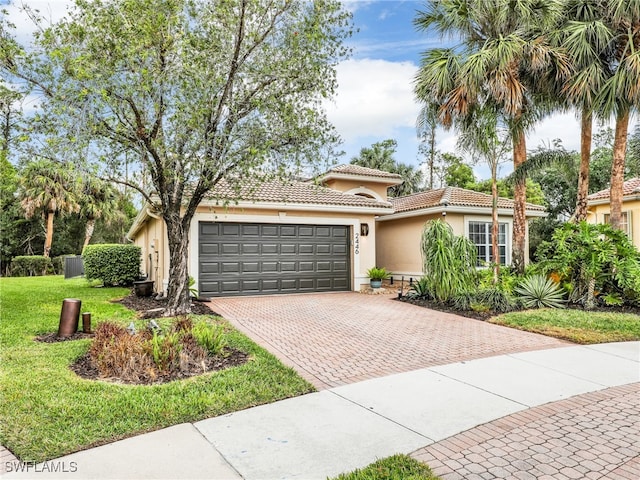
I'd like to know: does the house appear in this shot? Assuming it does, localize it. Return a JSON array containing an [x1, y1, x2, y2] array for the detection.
[[586, 178, 640, 248], [127, 165, 546, 297], [376, 188, 547, 277]]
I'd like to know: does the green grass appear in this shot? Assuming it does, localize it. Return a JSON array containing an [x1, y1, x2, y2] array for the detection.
[[490, 308, 640, 344], [330, 454, 440, 480], [0, 276, 314, 462]]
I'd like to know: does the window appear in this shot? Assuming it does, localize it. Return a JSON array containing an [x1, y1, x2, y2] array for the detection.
[[468, 221, 508, 265], [603, 211, 632, 239]]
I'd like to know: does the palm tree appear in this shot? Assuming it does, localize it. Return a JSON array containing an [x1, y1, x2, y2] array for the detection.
[[414, 0, 570, 273], [457, 106, 511, 284], [595, 0, 640, 230], [19, 159, 79, 257], [78, 175, 120, 250]]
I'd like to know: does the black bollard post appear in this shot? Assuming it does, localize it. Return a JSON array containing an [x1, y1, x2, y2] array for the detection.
[[57, 299, 81, 338]]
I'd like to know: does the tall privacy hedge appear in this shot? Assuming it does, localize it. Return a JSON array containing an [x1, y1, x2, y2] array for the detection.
[[10, 256, 52, 277], [82, 244, 141, 286]]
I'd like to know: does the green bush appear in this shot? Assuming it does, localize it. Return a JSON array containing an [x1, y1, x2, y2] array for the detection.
[[10, 256, 52, 277], [476, 288, 517, 313], [514, 274, 566, 309], [421, 219, 477, 303], [82, 244, 141, 286], [535, 221, 640, 309]]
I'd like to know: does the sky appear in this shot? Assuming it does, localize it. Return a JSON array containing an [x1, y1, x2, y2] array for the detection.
[[3, 0, 637, 180]]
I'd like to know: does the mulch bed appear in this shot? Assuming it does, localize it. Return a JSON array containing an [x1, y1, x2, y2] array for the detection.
[[71, 348, 249, 384], [398, 296, 640, 320], [35, 288, 246, 385], [116, 292, 219, 318]]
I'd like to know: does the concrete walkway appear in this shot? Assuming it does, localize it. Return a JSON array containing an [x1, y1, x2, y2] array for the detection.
[[4, 342, 638, 480], [208, 292, 569, 389]]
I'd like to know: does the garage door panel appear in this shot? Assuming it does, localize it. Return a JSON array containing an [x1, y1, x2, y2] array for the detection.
[[199, 222, 350, 297]]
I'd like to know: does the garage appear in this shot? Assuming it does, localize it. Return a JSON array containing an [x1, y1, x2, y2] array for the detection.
[[199, 222, 350, 297]]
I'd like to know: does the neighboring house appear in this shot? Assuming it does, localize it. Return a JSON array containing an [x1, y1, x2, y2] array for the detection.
[[586, 178, 640, 248], [376, 188, 547, 278], [128, 165, 546, 297]]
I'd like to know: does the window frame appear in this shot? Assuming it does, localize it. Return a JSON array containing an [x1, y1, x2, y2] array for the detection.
[[464, 216, 512, 266]]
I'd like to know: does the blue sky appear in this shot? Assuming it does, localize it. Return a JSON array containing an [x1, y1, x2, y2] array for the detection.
[[5, 0, 636, 180]]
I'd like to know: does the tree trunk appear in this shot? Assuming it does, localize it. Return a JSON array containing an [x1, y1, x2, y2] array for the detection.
[[429, 124, 436, 189], [491, 160, 500, 285], [43, 209, 55, 258], [511, 132, 527, 274], [83, 217, 96, 250], [574, 108, 592, 222], [164, 209, 192, 316], [609, 108, 630, 230]]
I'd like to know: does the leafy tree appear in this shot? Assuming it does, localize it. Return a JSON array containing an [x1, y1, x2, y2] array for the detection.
[[18, 159, 79, 258], [350, 139, 424, 197], [3, 0, 352, 314], [414, 0, 570, 274], [442, 153, 475, 189]]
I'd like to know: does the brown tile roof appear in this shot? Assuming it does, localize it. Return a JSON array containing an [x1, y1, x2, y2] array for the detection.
[[326, 164, 403, 179], [391, 187, 546, 213], [587, 178, 640, 201], [204, 178, 393, 209]]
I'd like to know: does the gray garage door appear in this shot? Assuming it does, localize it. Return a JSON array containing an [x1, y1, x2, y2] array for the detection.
[[199, 222, 350, 297]]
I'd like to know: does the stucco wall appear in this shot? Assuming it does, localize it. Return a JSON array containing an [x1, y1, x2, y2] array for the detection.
[[376, 213, 526, 277], [132, 203, 383, 295], [131, 214, 167, 290], [587, 199, 640, 248], [323, 178, 389, 201]]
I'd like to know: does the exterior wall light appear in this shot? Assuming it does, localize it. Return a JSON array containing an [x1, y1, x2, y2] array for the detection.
[[360, 223, 370, 236]]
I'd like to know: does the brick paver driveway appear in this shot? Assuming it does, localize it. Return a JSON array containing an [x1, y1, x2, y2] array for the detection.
[[209, 292, 568, 389]]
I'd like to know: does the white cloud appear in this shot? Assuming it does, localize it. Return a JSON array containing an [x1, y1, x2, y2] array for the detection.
[[326, 58, 420, 142]]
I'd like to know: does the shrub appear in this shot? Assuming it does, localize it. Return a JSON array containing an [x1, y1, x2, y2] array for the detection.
[[82, 244, 141, 286], [420, 219, 477, 303], [147, 331, 183, 373], [514, 275, 566, 309], [10, 256, 52, 277], [407, 278, 431, 299], [475, 288, 516, 313], [535, 222, 640, 309]]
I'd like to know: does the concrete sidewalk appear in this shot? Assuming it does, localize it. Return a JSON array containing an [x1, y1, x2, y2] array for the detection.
[[3, 342, 638, 480]]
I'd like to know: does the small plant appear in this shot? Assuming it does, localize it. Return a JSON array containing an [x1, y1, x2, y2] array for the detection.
[[366, 267, 390, 281], [601, 293, 623, 307], [188, 276, 198, 298], [450, 291, 473, 311], [476, 288, 516, 313], [514, 275, 566, 309], [407, 278, 431, 299], [147, 331, 183, 373], [192, 321, 227, 356]]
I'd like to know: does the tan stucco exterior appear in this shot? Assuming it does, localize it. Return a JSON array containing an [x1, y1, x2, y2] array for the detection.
[[587, 198, 640, 248], [322, 178, 390, 202], [376, 209, 535, 277], [130, 201, 383, 294]]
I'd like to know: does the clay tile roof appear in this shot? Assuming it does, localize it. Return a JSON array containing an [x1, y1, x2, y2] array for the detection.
[[587, 178, 640, 201], [391, 187, 546, 213], [205, 178, 392, 209], [327, 164, 403, 179]]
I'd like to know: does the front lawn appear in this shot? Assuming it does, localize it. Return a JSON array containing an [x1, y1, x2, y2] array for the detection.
[[0, 276, 314, 462], [330, 455, 440, 480], [490, 308, 640, 344]]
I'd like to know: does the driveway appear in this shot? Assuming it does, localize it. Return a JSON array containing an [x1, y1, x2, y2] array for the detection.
[[208, 292, 568, 389]]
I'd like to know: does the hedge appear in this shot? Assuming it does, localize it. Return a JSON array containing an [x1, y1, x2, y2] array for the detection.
[[10, 256, 52, 277], [82, 244, 142, 286]]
